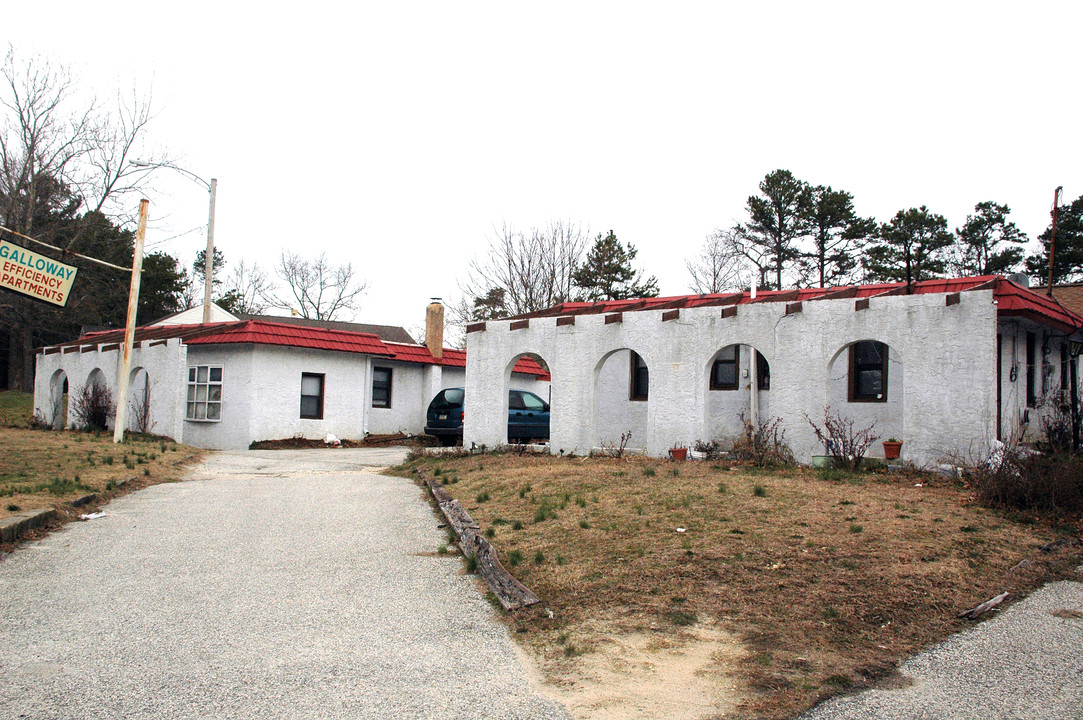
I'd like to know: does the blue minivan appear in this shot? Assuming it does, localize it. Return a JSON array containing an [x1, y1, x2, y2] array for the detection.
[[424, 387, 550, 445]]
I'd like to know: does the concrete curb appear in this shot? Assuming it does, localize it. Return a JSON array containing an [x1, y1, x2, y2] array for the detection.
[[0, 508, 58, 543]]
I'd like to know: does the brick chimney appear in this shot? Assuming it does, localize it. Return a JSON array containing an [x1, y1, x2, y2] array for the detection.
[[425, 299, 444, 359]]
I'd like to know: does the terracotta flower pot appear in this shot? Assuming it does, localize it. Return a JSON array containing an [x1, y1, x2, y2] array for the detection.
[[883, 441, 902, 460], [669, 448, 688, 461]]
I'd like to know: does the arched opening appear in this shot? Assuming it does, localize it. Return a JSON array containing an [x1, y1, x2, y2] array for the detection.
[[128, 366, 151, 433], [77, 368, 114, 431], [704, 344, 771, 445], [826, 340, 904, 457], [502, 352, 552, 444], [592, 348, 649, 451], [48, 369, 68, 430]]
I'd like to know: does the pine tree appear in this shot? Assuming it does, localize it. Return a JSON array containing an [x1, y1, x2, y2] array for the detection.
[[572, 230, 659, 301], [953, 201, 1027, 277], [1025, 193, 1083, 285], [864, 206, 953, 284], [740, 170, 810, 290], [802, 185, 875, 287]]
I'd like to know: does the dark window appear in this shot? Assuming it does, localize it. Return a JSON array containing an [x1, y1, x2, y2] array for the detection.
[[1062, 343, 1069, 392], [300, 373, 324, 419], [372, 367, 392, 408], [711, 346, 739, 390], [756, 352, 770, 391], [1026, 332, 1036, 407], [630, 351, 648, 401], [849, 341, 888, 402]]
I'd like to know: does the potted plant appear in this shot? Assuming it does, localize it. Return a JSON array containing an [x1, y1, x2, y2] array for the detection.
[[883, 438, 903, 460], [669, 443, 688, 461]]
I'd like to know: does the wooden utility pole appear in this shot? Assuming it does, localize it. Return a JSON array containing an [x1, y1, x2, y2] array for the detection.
[[1047, 186, 1063, 296], [113, 199, 149, 443]]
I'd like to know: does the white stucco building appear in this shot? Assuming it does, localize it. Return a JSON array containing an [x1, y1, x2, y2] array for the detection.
[[463, 276, 1083, 467], [33, 304, 549, 450]]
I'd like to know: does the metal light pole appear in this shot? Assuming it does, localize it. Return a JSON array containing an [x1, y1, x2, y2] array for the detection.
[[130, 160, 218, 322]]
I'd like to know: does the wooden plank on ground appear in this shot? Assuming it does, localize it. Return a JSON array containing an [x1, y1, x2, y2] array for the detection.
[[423, 477, 540, 610]]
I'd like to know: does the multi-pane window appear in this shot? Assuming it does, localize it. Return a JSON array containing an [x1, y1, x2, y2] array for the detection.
[[630, 351, 649, 401], [300, 373, 324, 419], [711, 347, 770, 391], [186, 365, 222, 421], [372, 367, 392, 408], [849, 341, 888, 402]]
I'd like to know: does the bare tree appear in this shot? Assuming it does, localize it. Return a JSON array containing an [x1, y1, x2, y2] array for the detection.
[[221, 258, 270, 315], [0, 47, 164, 390], [686, 230, 747, 293], [264, 251, 367, 321], [459, 220, 588, 318]]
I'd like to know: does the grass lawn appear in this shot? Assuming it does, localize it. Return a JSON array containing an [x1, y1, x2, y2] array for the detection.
[[392, 453, 1083, 719], [0, 391, 204, 528]]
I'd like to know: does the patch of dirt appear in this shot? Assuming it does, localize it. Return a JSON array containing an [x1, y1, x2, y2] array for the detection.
[[249, 433, 436, 449], [528, 620, 746, 720], [1051, 609, 1083, 620]]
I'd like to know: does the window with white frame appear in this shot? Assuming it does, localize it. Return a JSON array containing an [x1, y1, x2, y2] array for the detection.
[[187, 365, 222, 421]]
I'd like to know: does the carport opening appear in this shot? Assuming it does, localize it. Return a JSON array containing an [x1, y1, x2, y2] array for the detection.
[[503, 352, 552, 445]]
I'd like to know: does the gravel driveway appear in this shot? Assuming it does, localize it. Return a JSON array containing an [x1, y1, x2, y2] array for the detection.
[[0, 448, 570, 720]]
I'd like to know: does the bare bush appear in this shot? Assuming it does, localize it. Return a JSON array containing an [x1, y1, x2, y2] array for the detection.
[[971, 439, 1082, 514], [129, 383, 151, 434], [1036, 391, 1073, 454], [806, 406, 880, 470], [731, 415, 794, 467], [71, 383, 115, 431]]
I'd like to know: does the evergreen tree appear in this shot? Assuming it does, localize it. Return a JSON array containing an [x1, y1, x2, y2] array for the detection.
[[864, 206, 953, 284], [739, 169, 810, 290], [572, 230, 659, 301], [802, 185, 875, 287], [1025, 193, 1083, 285], [952, 201, 1028, 277]]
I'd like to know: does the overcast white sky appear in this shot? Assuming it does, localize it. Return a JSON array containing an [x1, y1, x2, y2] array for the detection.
[[6, 1, 1081, 335]]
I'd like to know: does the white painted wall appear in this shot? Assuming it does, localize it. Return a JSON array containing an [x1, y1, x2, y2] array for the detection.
[[465, 290, 1009, 466], [34, 339, 188, 440]]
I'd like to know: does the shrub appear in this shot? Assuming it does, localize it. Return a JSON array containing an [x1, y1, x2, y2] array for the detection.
[[973, 446, 1083, 514], [71, 383, 115, 431], [806, 406, 879, 471], [731, 414, 794, 467]]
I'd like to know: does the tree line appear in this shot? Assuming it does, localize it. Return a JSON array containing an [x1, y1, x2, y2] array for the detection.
[[687, 168, 1079, 293], [0, 49, 366, 391]]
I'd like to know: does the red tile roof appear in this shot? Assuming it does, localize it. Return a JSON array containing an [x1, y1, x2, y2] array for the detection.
[[507, 276, 1083, 333], [48, 320, 553, 376], [384, 342, 551, 379], [185, 320, 394, 356]]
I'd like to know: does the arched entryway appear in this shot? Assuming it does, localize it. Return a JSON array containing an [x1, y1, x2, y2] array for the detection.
[[502, 352, 552, 444], [592, 347, 649, 451], [704, 344, 771, 444], [48, 369, 69, 430], [127, 366, 150, 433]]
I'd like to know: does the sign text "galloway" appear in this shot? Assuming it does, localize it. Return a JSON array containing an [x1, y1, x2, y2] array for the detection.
[[0, 239, 78, 307]]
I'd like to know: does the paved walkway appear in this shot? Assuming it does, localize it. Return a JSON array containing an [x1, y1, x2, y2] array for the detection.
[[799, 578, 1083, 720], [0, 449, 569, 720]]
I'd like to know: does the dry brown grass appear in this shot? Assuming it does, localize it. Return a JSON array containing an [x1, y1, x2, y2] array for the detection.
[[0, 427, 203, 524], [394, 453, 1083, 719]]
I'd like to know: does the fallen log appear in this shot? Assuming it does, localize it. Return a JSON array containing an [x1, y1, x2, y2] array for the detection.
[[957, 591, 1008, 620], [422, 476, 539, 610]]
